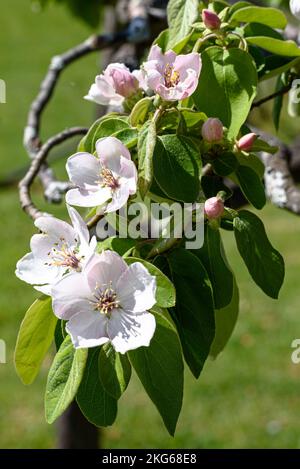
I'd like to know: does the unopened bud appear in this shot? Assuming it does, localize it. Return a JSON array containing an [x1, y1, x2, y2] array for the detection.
[[201, 118, 224, 143], [204, 197, 224, 219], [202, 9, 221, 30], [237, 133, 257, 152]]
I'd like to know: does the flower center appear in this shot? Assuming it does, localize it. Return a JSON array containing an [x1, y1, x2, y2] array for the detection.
[[100, 168, 120, 190], [45, 237, 82, 271], [164, 64, 180, 88], [93, 283, 120, 316]]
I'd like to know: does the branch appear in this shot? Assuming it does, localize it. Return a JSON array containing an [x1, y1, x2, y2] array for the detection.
[[251, 82, 293, 109], [19, 127, 87, 221], [24, 32, 126, 203]]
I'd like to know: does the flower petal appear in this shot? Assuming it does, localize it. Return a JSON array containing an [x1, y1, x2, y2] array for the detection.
[[66, 187, 111, 208], [108, 310, 156, 353], [67, 205, 89, 245], [34, 216, 76, 246], [106, 185, 130, 213], [117, 262, 157, 313], [96, 136, 131, 164], [84, 251, 128, 292], [66, 152, 100, 188], [52, 272, 92, 320], [15, 252, 60, 286], [66, 310, 109, 349]]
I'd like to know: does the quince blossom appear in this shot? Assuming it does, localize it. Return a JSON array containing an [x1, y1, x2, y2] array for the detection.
[[52, 251, 157, 353], [66, 136, 137, 212], [15, 207, 96, 296], [84, 63, 141, 107], [142, 45, 201, 101]]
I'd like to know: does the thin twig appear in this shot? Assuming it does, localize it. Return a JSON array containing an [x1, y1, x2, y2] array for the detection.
[[24, 31, 126, 202], [19, 127, 88, 221], [251, 82, 293, 109]]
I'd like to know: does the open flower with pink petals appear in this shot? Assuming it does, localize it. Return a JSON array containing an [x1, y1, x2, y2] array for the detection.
[[142, 45, 201, 101], [66, 136, 137, 212], [15, 207, 97, 296], [52, 251, 157, 353], [84, 63, 141, 107]]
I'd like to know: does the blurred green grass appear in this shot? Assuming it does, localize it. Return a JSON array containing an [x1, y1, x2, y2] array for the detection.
[[1, 0, 300, 449]]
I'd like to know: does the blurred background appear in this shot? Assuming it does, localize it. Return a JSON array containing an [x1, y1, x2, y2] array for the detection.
[[1, 0, 300, 449]]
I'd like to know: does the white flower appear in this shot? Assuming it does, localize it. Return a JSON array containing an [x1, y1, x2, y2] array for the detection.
[[51, 251, 157, 353], [15, 206, 96, 296], [290, 0, 300, 20], [84, 63, 140, 107], [66, 136, 137, 212]]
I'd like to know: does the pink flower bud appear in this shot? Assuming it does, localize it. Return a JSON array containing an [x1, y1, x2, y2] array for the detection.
[[108, 65, 139, 98], [204, 197, 224, 219], [201, 118, 224, 143], [237, 133, 257, 152], [202, 9, 221, 30]]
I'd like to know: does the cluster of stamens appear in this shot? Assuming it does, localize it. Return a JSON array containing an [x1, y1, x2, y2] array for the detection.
[[100, 168, 120, 190], [164, 64, 180, 88], [92, 282, 120, 316], [45, 237, 82, 271]]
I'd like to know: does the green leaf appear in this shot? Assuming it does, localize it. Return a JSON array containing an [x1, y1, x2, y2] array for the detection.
[[230, 6, 287, 29], [77, 348, 118, 427], [244, 22, 283, 41], [236, 152, 265, 178], [167, 0, 199, 49], [166, 249, 215, 377], [201, 175, 233, 200], [194, 226, 234, 309], [233, 210, 285, 299], [125, 257, 176, 308], [15, 296, 57, 385], [82, 114, 127, 153], [99, 344, 131, 400], [138, 121, 156, 198], [194, 46, 257, 138], [45, 335, 88, 424], [210, 276, 239, 358], [130, 97, 154, 127], [212, 151, 238, 176], [153, 134, 201, 203], [235, 165, 266, 210], [92, 118, 130, 150], [251, 139, 278, 154], [129, 312, 184, 436], [113, 128, 138, 149], [247, 37, 300, 57], [96, 237, 137, 256]]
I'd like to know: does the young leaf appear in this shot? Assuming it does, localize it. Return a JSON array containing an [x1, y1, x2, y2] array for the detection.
[[99, 344, 131, 400], [45, 335, 88, 424], [138, 121, 156, 198], [235, 165, 266, 210], [113, 128, 138, 149], [246, 37, 300, 57], [96, 237, 137, 256], [153, 134, 201, 203], [15, 296, 57, 385], [166, 249, 215, 378], [210, 276, 239, 358], [77, 348, 118, 427], [130, 97, 154, 127], [92, 118, 129, 150], [129, 312, 184, 436], [193, 225, 234, 309], [167, 0, 199, 49], [233, 210, 285, 299], [125, 257, 176, 309], [230, 6, 287, 29], [194, 46, 257, 138], [236, 152, 265, 179]]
